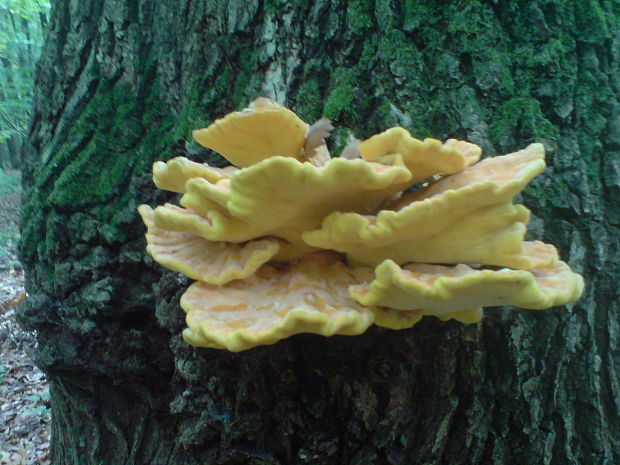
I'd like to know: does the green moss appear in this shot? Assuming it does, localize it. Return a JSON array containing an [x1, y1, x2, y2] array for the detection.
[[574, 0, 609, 43], [401, 0, 440, 32], [294, 77, 323, 122], [472, 50, 515, 95], [19, 215, 43, 265], [49, 141, 133, 209], [358, 38, 378, 70], [347, 0, 374, 33], [445, 1, 497, 37], [232, 68, 257, 107], [207, 67, 234, 106], [20, 77, 180, 264], [374, 0, 396, 32], [44, 81, 175, 210], [329, 127, 356, 158], [378, 30, 424, 86], [44, 212, 69, 259], [323, 67, 359, 122], [576, 127, 603, 184], [263, 0, 288, 16], [369, 99, 401, 131], [490, 97, 559, 152]]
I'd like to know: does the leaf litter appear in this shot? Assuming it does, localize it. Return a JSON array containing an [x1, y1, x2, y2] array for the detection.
[[0, 169, 50, 465]]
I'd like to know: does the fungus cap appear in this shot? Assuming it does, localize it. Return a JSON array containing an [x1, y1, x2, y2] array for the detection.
[[349, 259, 584, 314], [358, 127, 481, 184], [192, 98, 309, 167], [225, 155, 411, 244], [153, 157, 237, 193], [303, 144, 550, 268], [180, 254, 375, 351], [153, 203, 262, 243], [138, 205, 280, 285]]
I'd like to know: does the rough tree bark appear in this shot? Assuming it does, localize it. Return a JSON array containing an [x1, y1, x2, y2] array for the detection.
[[18, 1, 619, 464]]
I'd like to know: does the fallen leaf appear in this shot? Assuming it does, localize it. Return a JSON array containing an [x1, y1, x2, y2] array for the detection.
[[303, 118, 334, 160]]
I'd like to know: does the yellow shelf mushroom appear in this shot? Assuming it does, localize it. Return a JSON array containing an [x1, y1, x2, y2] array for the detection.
[[349, 259, 584, 321], [153, 156, 237, 193], [192, 98, 308, 168], [181, 253, 375, 351], [139, 205, 281, 285], [225, 155, 411, 248], [138, 98, 585, 351], [358, 126, 482, 185], [302, 144, 552, 268]]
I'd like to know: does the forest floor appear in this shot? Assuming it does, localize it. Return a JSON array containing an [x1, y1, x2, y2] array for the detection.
[[0, 169, 51, 465]]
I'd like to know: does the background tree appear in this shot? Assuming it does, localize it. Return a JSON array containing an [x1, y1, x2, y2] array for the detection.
[[0, 0, 48, 168], [19, 1, 619, 464]]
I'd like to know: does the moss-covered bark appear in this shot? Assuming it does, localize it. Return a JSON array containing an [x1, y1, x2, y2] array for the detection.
[[19, 1, 619, 464]]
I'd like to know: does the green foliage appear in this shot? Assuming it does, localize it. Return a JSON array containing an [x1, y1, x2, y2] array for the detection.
[[0, 0, 49, 144]]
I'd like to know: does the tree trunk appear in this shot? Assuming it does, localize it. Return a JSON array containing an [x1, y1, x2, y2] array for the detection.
[[19, 1, 619, 464]]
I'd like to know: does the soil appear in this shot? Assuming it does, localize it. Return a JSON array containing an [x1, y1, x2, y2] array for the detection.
[[0, 170, 51, 465]]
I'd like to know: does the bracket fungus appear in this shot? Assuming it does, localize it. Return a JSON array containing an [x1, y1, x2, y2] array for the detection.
[[139, 98, 584, 352]]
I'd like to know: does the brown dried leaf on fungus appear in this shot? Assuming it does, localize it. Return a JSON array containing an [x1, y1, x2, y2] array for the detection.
[[303, 117, 334, 166], [340, 137, 362, 159]]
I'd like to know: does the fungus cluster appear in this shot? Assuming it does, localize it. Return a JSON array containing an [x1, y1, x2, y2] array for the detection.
[[139, 98, 584, 351]]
